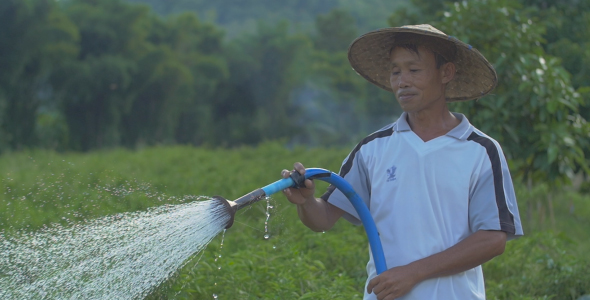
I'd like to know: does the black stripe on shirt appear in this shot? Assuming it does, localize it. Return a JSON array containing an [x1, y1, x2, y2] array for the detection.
[[321, 125, 395, 201], [467, 131, 516, 234]]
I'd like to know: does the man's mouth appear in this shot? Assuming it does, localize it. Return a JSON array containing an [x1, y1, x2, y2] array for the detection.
[[397, 92, 415, 101]]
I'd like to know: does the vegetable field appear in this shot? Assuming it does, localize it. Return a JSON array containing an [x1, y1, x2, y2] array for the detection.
[[1, 144, 589, 299]]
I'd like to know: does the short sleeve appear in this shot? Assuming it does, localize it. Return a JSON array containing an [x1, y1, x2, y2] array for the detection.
[[321, 147, 371, 225], [468, 142, 524, 240]]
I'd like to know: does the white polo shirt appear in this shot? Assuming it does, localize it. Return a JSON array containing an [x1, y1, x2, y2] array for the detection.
[[321, 112, 523, 300]]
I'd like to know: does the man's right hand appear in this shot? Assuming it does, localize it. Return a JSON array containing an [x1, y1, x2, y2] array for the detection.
[[281, 162, 316, 205], [281, 162, 344, 232]]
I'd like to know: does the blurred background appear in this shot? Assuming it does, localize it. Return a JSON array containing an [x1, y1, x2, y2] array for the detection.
[[1, 0, 590, 299], [1, 0, 406, 152], [1, 0, 589, 158]]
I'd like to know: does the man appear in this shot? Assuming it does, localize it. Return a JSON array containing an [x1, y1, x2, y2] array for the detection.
[[281, 24, 523, 300]]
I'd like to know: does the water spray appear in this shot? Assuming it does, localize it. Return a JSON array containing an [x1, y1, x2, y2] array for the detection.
[[213, 168, 388, 275]]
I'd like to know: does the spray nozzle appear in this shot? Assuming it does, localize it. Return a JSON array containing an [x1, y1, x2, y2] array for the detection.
[[212, 171, 305, 230], [212, 196, 237, 229]]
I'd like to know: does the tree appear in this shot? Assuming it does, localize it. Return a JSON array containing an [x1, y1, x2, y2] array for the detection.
[[519, 0, 590, 192], [54, 0, 156, 150], [313, 9, 358, 52], [389, 0, 590, 185], [396, 0, 590, 227], [0, 0, 79, 151], [294, 9, 400, 146], [209, 21, 313, 146], [519, 0, 590, 91], [434, 0, 589, 184], [122, 12, 229, 146]]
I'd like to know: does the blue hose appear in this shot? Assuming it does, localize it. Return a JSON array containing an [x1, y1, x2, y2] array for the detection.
[[260, 168, 388, 275]]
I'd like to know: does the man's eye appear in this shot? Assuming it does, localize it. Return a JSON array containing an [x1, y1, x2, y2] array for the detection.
[[410, 69, 420, 72]]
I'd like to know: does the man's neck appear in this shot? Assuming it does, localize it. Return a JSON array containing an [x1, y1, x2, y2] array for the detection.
[[406, 107, 460, 142]]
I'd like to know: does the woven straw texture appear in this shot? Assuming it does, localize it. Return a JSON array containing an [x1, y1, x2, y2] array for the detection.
[[347, 24, 498, 102]]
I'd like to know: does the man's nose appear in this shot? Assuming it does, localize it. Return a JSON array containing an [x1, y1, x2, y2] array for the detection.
[[393, 72, 410, 88], [397, 72, 410, 88]]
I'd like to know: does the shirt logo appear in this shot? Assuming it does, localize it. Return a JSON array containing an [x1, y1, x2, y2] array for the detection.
[[386, 165, 397, 182]]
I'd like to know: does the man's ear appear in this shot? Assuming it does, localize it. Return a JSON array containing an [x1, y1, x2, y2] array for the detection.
[[441, 62, 456, 84]]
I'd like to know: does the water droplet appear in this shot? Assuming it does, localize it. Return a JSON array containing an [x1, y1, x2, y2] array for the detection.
[[264, 198, 272, 240], [1, 199, 229, 298], [272, 245, 276, 249]]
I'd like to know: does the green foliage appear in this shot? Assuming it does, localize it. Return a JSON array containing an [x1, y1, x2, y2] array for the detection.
[[520, 0, 590, 90], [485, 232, 590, 299], [123, 12, 229, 146], [519, 0, 590, 177], [58, 0, 229, 150], [4, 0, 400, 151], [58, 55, 137, 150], [208, 21, 313, 146], [0, 142, 348, 232], [125, 0, 405, 35], [291, 9, 401, 146], [389, 0, 590, 186], [0, 0, 79, 150], [0, 0, 589, 195], [313, 9, 358, 52], [54, 0, 152, 148], [1, 145, 589, 299], [450, 0, 589, 185], [155, 216, 368, 299]]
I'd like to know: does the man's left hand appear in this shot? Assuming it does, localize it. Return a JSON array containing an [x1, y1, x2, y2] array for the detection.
[[367, 264, 420, 300]]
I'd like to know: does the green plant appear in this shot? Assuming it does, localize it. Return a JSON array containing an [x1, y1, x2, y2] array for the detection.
[[1, 144, 588, 299]]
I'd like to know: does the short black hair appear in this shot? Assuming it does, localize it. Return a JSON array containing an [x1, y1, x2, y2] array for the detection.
[[390, 44, 449, 69]]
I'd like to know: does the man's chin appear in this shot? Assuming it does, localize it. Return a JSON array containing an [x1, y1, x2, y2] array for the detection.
[[398, 103, 416, 113]]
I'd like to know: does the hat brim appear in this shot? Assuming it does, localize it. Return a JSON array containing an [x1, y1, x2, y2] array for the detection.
[[347, 25, 498, 102]]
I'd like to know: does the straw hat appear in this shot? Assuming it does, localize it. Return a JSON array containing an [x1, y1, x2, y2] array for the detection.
[[347, 24, 497, 102]]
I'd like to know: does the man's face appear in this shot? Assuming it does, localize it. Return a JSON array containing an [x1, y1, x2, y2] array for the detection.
[[389, 46, 451, 113]]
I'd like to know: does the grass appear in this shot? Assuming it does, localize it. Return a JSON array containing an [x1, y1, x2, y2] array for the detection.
[[1, 143, 589, 299]]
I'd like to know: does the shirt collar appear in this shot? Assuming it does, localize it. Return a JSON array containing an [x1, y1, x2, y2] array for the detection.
[[394, 112, 473, 140]]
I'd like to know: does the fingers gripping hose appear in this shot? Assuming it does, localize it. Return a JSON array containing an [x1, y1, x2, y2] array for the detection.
[[212, 168, 388, 274]]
